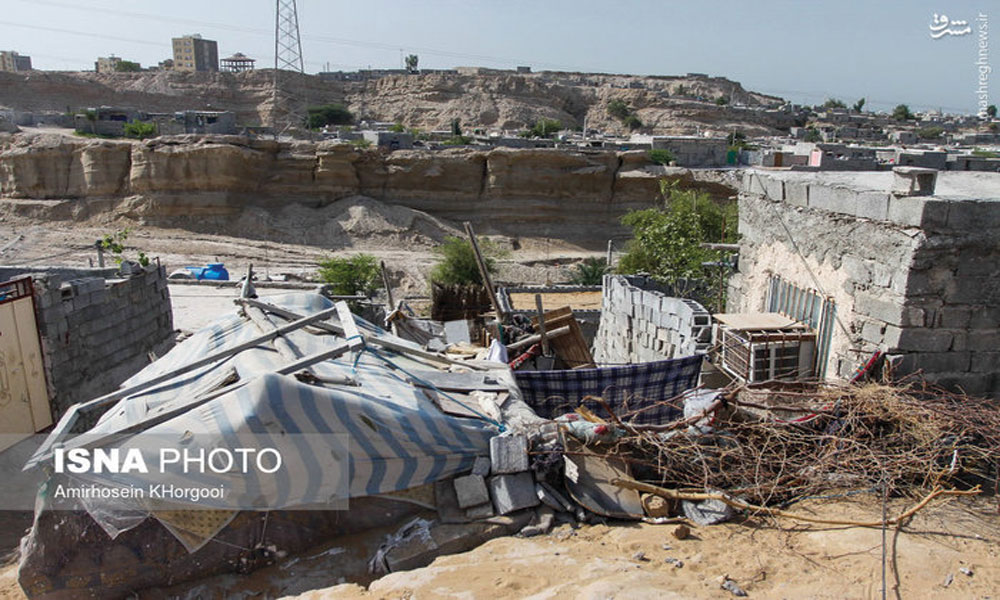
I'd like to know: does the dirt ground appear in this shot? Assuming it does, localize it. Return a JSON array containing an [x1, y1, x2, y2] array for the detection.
[[0, 220, 596, 300], [0, 496, 997, 599]]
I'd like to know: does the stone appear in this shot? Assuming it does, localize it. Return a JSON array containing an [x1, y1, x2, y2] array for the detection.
[[453, 474, 490, 509], [641, 494, 674, 518], [489, 433, 529, 474], [488, 472, 539, 515], [672, 524, 690, 540]]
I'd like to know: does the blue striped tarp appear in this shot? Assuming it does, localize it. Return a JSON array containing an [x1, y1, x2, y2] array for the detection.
[[79, 293, 502, 510]]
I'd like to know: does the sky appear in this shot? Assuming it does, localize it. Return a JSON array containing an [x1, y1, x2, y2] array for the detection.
[[2, 0, 995, 114]]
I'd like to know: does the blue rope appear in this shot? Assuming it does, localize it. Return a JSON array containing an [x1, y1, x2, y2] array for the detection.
[[345, 334, 366, 373], [362, 345, 505, 432]]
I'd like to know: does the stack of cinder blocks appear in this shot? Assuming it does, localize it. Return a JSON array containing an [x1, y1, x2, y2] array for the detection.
[[453, 433, 540, 519]]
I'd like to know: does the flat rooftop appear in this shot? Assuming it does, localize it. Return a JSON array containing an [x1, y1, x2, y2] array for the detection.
[[753, 170, 1000, 201]]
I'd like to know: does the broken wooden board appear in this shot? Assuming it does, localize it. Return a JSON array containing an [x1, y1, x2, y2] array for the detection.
[[531, 306, 594, 369]]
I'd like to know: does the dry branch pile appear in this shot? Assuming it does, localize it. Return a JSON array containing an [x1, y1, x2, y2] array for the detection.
[[606, 382, 1000, 507]]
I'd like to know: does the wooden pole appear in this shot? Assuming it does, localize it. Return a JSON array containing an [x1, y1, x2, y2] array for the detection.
[[534, 293, 551, 356], [463, 222, 505, 323]]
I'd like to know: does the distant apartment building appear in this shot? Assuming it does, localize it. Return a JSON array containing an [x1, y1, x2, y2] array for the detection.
[[171, 34, 218, 72], [0, 51, 32, 72], [95, 56, 122, 73]]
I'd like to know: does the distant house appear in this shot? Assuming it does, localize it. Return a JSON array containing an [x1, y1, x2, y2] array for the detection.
[[74, 107, 143, 136], [0, 51, 31, 72], [220, 52, 255, 72]]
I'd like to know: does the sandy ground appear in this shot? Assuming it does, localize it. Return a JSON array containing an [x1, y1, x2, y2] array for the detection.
[[288, 497, 1000, 600], [509, 291, 603, 312], [1, 496, 995, 599]]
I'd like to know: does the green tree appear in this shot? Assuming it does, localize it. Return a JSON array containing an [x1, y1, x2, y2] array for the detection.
[[892, 104, 914, 121], [450, 118, 462, 136], [114, 60, 142, 72], [803, 127, 822, 142], [404, 54, 419, 73], [987, 105, 998, 118], [306, 103, 354, 129], [123, 120, 157, 139], [617, 184, 737, 288], [529, 118, 562, 138], [853, 98, 866, 113], [675, 84, 686, 96], [623, 114, 642, 130], [715, 96, 729, 106], [822, 98, 846, 110], [647, 149, 675, 165], [317, 254, 381, 296], [430, 236, 503, 286], [607, 99, 631, 120], [569, 257, 608, 285], [917, 126, 944, 140], [389, 122, 405, 132]]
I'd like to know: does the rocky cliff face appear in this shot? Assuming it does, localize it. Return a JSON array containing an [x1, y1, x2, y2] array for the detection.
[[0, 69, 789, 136], [0, 134, 733, 247]]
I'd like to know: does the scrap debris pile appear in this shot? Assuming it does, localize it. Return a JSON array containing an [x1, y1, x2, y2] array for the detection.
[[548, 380, 1000, 520]]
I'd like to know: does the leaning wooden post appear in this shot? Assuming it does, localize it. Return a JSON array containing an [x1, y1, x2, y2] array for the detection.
[[463, 222, 505, 323], [535, 293, 551, 356]]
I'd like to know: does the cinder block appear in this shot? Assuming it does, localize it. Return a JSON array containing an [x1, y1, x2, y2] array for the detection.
[[471, 456, 491, 477], [489, 434, 529, 474], [488, 472, 539, 515], [454, 474, 490, 509], [465, 502, 495, 519], [968, 330, 1000, 352], [854, 192, 890, 221]]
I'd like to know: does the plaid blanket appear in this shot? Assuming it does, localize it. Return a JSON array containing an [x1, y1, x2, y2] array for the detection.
[[514, 355, 704, 425]]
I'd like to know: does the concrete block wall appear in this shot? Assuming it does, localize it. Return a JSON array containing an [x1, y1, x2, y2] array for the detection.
[[2, 265, 175, 419], [592, 275, 710, 364], [731, 170, 1000, 396]]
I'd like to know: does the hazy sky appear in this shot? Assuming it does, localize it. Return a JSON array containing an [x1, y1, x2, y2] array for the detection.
[[3, 0, 994, 114]]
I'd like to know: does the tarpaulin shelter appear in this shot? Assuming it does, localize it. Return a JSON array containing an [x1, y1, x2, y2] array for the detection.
[[19, 293, 523, 599]]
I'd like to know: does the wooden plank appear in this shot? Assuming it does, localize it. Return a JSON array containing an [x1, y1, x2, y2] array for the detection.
[[0, 302, 36, 439], [241, 299, 486, 371], [11, 297, 51, 431], [534, 294, 550, 356]]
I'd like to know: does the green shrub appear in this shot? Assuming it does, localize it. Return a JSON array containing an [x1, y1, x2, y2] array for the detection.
[[123, 120, 157, 139], [349, 138, 372, 148], [430, 236, 503, 286], [569, 257, 608, 285], [114, 60, 142, 72], [317, 254, 381, 296], [803, 127, 822, 142], [715, 96, 729, 105], [99, 228, 150, 267], [306, 103, 354, 129], [623, 115, 643, 130], [442, 135, 473, 145], [647, 149, 675, 165], [389, 122, 405, 132]]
